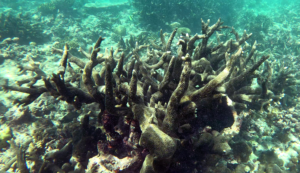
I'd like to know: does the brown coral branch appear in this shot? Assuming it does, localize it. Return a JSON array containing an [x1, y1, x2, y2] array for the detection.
[[143, 51, 170, 70], [191, 48, 242, 102], [3, 84, 47, 106], [52, 48, 86, 68], [17, 145, 29, 173], [129, 70, 138, 105], [44, 140, 73, 160], [224, 55, 270, 96], [244, 40, 257, 65], [116, 52, 126, 78], [57, 44, 69, 80], [51, 74, 95, 109], [163, 54, 191, 136], [105, 64, 115, 114], [160, 29, 167, 50], [82, 37, 104, 94], [166, 28, 178, 51], [159, 56, 176, 91], [16, 60, 47, 87]]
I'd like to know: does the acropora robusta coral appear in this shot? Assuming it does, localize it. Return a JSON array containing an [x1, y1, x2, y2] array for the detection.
[[3, 18, 292, 172]]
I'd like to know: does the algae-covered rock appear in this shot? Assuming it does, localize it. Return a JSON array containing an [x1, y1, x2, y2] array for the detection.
[[0, 126, 13, 150], [177, 27, 191, 35], [193, 132, 213, 148], [234, 164, 251, 173], [139, 124, 176, 173], [0, 102, 8, 114], [139, 124, 176, 160], [53, 37, 81, 53], [113, 25, 127, 37], [258, 150, 283, 166], [212, 141, 232, 155], [212, 134, 232, 155], [276, 131, 290, 143], [266, 164, 283, 173], [231, 141, 252, 162], [169, 22, 181, 30], [203, 154, 222, 166]]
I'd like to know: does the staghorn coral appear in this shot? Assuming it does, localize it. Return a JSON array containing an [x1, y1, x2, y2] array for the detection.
[[266, 59, 300, 108], [2, 19, 287, 172], [117, 32, 149, 57], [248, 14, 273, 45]]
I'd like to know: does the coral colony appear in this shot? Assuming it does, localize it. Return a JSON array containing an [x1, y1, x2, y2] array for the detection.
[[1, 0, 300, 173], [0, 18, 287, 172]]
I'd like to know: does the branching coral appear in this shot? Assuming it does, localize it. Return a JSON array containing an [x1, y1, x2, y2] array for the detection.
[[0, 11, 46, 44], [132, 0, 244, 31], [118, 32, 149, 56], [264, 58, 300, 108], [247, 14, 273, 45], [2, 19, 283, 172], [37, 0, 76, 15]]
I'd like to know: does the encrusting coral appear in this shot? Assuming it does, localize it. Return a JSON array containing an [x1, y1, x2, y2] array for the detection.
[[2, 18, 289, 172]]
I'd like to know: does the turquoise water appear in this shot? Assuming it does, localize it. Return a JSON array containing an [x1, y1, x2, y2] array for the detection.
[[0, 0, 300, 172]]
